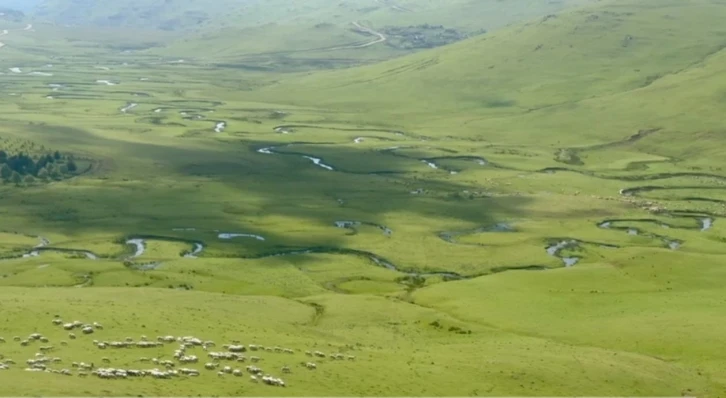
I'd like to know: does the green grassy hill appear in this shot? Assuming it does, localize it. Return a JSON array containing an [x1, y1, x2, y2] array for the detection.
[[33, 0, 597, 71], [1, 0, 726, 396]]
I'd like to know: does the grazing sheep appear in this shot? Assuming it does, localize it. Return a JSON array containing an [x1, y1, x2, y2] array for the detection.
[[93, 322, 103, 330], [68, 333, 76, 340], [228, 345, 246, 353], [283, 348, 294, 354], [281, 366, 291, 374], [204, 362, 217, 370], [63, 323, 74, 330], [101, 357, 111, 363], [78, 372, 88, 377], [222, 366, 232, 374], [60, 341, 68, 346], [20, 340, 29, 346], [40, 338, 49, 343], [13, 337, 20, 342], [313, 351, 325, 358], [248, 344, 259, 351], [217, 371, 224, 377], [250, 375, 258, 383], [71, 362, 79, 368], [96, 342, 107, 349], [52, 319, 63, 325], [347, 355, 356, 361], [305, 362, 317, 370], [261, 375, 286, 387], [29, 333, 42, 340], [0, 337, 5, 343], [250, 356, 261, 363], [232, 369, 243, 377], [305, 351, 312, 356]]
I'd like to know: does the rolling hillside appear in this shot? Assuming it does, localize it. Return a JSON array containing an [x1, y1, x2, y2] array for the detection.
[[33, 0, 595, 32], [2, 0, 726, 396], [32, 0, 598, 71], [258, 0, 726, 155]]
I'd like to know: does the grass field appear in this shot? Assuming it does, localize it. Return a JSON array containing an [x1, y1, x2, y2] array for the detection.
[[0, 0, 725, 396]]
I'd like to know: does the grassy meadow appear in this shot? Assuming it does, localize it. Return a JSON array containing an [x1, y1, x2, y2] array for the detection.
[[0, 0, 725, 396]]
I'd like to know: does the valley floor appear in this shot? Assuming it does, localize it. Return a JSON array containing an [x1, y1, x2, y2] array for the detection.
[[0, 4, 725, 396]]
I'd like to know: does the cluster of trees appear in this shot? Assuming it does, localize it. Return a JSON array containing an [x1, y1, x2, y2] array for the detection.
[[0, 150, 78, 185]]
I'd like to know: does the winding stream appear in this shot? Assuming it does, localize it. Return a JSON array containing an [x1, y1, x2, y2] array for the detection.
[[597, 220, 683, 250], [120, 103, 138, 113], [334, 221, 392, 236], [183, 243, 205, 258], [302, 156, 335, 171], [545, 240, 581, 267], [126, 239, 145, 258], [218, 233, 266, 241]]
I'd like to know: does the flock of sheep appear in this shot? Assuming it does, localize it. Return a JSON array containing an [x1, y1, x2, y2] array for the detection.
[[0, 316, 358, 388]]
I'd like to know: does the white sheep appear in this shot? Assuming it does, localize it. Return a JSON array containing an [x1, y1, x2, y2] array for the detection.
[[232, 369, 243, 376], [68, 333, 76, 340]]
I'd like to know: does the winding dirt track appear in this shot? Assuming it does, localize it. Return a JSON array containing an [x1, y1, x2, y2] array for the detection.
[[326, 21, 387, 50]]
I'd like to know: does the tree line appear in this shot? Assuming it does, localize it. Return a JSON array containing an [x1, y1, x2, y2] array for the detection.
[[0, 150, 78, 185]]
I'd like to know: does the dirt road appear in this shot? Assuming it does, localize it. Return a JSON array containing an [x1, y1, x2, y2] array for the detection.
[[326, 21, 386, 51]]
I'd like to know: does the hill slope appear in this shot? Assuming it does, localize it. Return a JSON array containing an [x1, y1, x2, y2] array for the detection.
[[257, 0, 726, 150], [33, 0, 595, 32]]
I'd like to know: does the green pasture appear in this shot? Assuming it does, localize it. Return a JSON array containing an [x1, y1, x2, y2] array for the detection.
[[0, 0, 725, 396]]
